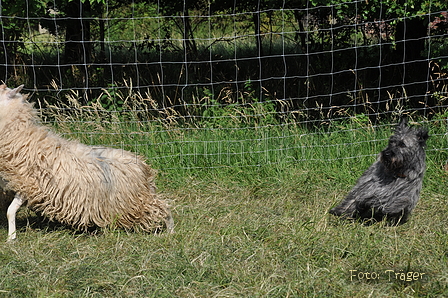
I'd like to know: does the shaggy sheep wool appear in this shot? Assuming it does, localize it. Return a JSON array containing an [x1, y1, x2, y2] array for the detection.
[[0, 85, 173, 241]]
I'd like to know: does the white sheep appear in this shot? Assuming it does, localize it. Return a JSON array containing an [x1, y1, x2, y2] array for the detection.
[[0, 85, 173, 241]]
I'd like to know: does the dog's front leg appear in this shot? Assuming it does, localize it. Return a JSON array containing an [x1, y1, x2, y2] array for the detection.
[[7, 194, 24, 242]]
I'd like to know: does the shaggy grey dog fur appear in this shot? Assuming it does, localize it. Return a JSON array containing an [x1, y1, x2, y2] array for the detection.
[[329, 118, 429, 224]]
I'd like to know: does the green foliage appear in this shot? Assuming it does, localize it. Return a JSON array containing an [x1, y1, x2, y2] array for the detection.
[[200, 81, 278, 128], [316, 0, 448, 20], [0, 0, 47, 60], [96, 85, 124, 111], [2, 0, 447, 118]]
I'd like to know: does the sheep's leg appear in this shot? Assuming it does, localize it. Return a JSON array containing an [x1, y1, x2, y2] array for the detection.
[[165, 211, 175, 234], [7, 194, 24, 242]]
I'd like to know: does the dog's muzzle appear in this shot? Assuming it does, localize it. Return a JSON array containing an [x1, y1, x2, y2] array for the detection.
[[381, 148, 403, 170]]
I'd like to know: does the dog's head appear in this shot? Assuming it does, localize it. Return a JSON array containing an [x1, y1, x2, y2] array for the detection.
[[380, 117, 429, 175]]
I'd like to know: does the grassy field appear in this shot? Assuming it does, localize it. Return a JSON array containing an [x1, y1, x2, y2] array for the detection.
[[0, 98, 447, 297]]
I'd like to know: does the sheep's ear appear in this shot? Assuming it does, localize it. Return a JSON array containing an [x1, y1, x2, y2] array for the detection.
[[8, 85, 24, 99]]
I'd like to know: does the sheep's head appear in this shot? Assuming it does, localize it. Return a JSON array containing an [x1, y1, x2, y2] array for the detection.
[[0, 85, 24, 102], [0, 84, 26, 116]]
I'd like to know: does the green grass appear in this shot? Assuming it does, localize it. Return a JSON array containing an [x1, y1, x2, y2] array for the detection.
[[1, 100, 448, 297]]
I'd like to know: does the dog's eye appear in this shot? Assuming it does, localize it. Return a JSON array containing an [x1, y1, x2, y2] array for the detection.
[[398, 141, 406, 148]]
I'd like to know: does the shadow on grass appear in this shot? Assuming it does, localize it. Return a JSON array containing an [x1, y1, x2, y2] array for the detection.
[[0, 208, 102, 239]]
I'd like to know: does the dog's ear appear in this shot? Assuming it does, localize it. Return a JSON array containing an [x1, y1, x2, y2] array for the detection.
[[417, 128, 429, 143], [395, 117, 409, 132], [398, 117, 408, 127]]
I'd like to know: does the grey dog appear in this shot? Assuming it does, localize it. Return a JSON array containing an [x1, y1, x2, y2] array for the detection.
[[329, 118, 429, 224]]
